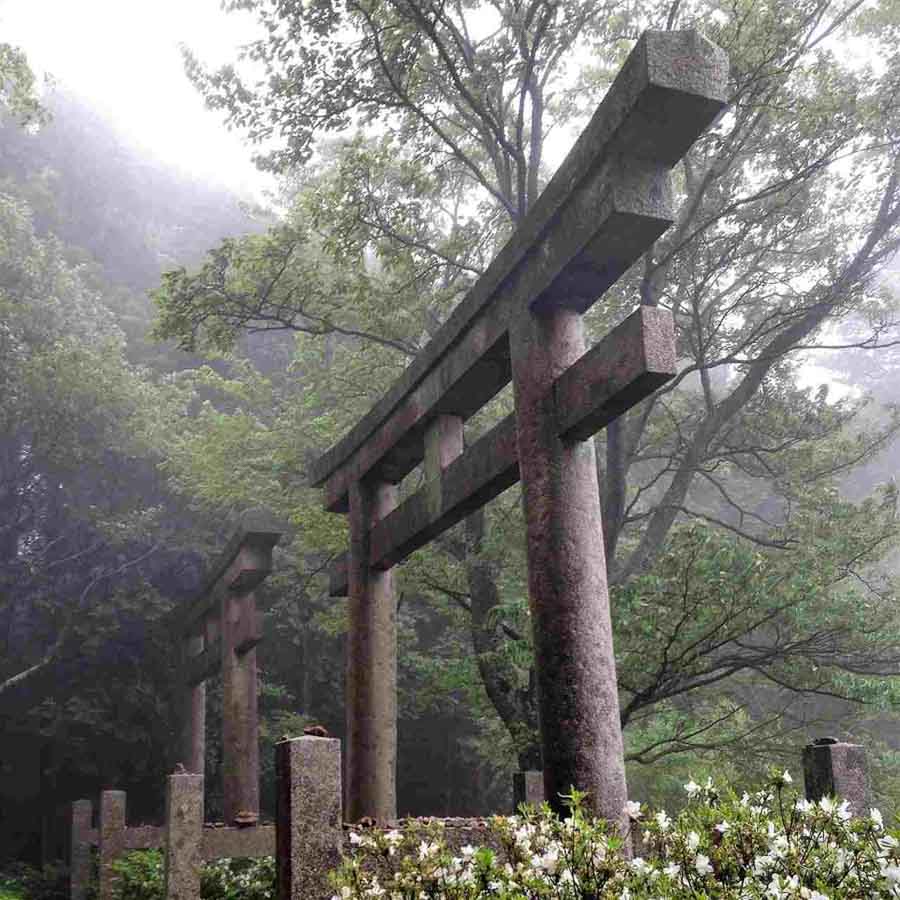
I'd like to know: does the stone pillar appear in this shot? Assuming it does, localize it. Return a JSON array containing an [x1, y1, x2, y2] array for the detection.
[[346, 478, 398, 822], [69, 799, 93, 900], [803, 738, 869, 817], [181, 633, 206, 775], [276, 736, 343, 900], [221, 590, 259, 823], [509, 307, 628, 828], [164, 772, 204, 900], [513, 770, 544, 809], [98, 790, 126, 900]]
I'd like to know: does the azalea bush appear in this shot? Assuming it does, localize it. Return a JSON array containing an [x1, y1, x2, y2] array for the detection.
[[330, 773, 900, 898], [108, 851, 274, 900]]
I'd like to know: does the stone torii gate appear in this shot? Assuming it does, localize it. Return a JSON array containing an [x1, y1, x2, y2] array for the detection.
[[178, 510, 283, 823], [309, 31, 728, 825]]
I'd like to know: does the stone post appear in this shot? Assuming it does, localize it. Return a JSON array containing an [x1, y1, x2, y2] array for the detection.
[[69, 799, 93, 900], [98, 790, 126, 900], [181, 633, 206, 775], [164, 772, 204, 900], [276, 736, 343, 900], [803, 738, 870, 817], [221, 589, 259, 823], [346, 479, 398, 822], [513, 771, 545, 810], [509, 307, 628, 828]]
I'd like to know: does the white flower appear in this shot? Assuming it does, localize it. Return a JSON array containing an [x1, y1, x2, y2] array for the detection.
[[630, 856, 648, 873], [885, 864, 900, 884], [782, 770, 793, 784], [715, 821, 730, 833], [663, 862, 681, 878], [836, 799, 852, 822], [819, 796, 835, 814], [695, 853, 713, 876], [624, 800, 643, 819], [655, 810, 671, 831], [684, 779, 701, 797], [349, 831, 363, 845], [460, 844, 476, 858], [537, 846, 559, 874], [871, 808, 884, 829], [686, 830, 700, 851]]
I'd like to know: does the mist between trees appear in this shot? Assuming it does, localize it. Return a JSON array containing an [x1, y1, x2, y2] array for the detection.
[[5, 0, 900, 865]]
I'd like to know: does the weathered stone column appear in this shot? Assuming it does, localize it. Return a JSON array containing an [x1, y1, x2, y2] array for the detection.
[[346, 478, 398, 822], [509, 307, 628, 827], [803, 738, 869, 817], [513, 771, 545, 810], [98, 790, 126, 900], [221, 590, 259, 823], [164, 771, 204, 900], [69, 799, 93, 900], [181, 633, 206, 775], [276, 736, 343, 900]]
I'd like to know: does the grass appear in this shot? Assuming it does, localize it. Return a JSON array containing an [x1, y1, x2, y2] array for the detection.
[[0, 886, 25, 900]]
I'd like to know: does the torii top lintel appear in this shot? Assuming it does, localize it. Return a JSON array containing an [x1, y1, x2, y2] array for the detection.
[[309, 30, 728, 513], [179, 508, 284, 636]]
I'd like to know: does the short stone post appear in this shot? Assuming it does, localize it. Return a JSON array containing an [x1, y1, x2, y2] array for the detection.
[[164, 771, 204, 900], [276, 736, 343, 900], [513, 771, 544, 809], [69, 799, 93, 900], [99, 790, 126, 900], [803, 738, 870, 817]]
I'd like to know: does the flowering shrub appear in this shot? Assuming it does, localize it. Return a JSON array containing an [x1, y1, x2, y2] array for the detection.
[[108, 851, 274, 900], [330, 774, 900, 898]]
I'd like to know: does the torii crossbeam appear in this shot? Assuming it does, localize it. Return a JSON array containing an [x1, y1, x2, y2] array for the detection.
[[310, 30, 728, 825]]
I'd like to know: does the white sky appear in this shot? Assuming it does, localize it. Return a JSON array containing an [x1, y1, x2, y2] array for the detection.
[[0, 0, 272, 200]]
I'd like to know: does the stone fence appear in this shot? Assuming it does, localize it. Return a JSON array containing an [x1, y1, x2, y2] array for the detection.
[[68, 735, 871, 900]]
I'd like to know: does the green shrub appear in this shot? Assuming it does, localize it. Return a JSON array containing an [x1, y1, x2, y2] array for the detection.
[[108, 851, 274, 900], [110, 851, 163, 900], [0, 874, 25, 900], [0, 863, 68, 900], [331, 772, 900, 898]]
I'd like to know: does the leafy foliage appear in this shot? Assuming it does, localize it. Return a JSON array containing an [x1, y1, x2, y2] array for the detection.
[[0, 44, 45, 127], [107, 852, 274, 900], [333, 778, 900, 898]]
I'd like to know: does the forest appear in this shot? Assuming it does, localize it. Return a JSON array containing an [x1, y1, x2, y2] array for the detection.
[[4, 0, 900, 882]]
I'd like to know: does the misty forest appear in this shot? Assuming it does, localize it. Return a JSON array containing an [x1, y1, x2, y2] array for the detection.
[[6, 0, 900, 897]]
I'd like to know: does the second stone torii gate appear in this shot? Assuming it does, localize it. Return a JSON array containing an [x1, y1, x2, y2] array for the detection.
[[309, 31, 728, 825], [179, 510, 283, 824]]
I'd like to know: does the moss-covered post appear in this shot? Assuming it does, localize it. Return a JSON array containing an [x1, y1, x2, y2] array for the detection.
[[164, 770, 204, 900], [98, 790, 126, 900], [276, 736, 343, 900]]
